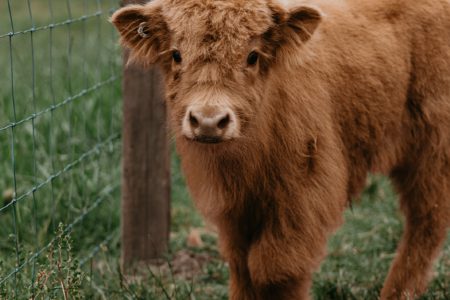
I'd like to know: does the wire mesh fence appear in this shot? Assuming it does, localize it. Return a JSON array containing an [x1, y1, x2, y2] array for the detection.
[[0, 0, 122, 297]]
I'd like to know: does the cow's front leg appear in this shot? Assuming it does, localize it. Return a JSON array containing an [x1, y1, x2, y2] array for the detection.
[[252, 274, 312, 300], [246, 229, 329, 300], [225, 242, 312, 300], [219, 227, 257, 300], [228, 255, 257, 300]]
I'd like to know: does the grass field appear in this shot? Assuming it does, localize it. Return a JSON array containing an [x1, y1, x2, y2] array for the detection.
[[0, 1, 449, 299], [0, 1, 122, 298], [68, 167, 450, 300]]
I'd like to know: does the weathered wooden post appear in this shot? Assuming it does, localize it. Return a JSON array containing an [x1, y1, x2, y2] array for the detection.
[[120, 0, 170, 269]]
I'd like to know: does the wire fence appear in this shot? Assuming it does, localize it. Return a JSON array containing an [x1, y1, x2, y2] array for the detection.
[[0, 0, 122, 297]]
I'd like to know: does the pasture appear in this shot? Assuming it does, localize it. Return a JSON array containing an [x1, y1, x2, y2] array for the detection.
[[0, 1, 448, 299]]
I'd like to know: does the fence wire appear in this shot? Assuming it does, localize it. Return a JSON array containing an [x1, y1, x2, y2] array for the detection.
[[0, 0, 122, 298]]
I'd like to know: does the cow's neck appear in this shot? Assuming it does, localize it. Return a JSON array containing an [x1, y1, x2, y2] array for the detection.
[[176, 131, 274, 220]]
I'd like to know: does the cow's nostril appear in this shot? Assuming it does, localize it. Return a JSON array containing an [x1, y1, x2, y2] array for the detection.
[[189, 112, 199, 128], [217, 114, 230, 129]]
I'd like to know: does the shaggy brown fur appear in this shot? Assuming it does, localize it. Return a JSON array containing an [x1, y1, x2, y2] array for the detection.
[[112, 0, 450, 298]]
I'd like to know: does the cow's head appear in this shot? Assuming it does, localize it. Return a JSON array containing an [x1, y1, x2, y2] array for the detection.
[[112, 0, 322, 144]]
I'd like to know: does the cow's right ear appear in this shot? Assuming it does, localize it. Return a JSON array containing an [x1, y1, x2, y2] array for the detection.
[[284, 6, 322, 43], [264, 3, 322, 50], [111, 4, 170, 65]]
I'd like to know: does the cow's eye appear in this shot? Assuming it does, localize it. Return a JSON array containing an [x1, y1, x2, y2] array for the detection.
[[247, 51, 259, 66], [172, 50, 182, 63]]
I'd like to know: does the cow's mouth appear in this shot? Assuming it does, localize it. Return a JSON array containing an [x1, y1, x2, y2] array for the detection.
[[193, 135, 223, 144], [183, 134, 235, 145]]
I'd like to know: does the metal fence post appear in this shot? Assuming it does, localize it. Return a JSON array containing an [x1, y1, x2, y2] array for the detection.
[[120, 0, 170, 270]]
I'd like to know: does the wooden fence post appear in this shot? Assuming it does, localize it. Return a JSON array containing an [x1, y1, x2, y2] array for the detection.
[[120, 0, 170, 270]]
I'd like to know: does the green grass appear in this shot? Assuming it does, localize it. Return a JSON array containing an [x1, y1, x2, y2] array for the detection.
[[0, 0, 123, 298], [0, 1, 449, 299], [64, 160, 449, 300]]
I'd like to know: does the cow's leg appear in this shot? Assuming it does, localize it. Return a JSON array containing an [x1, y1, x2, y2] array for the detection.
[[228, 254, 257, 300], [227, 255, 311, 300], [246, 229, 330, 300], [221, 222, 326, 300], [254, 274, 312, 300], [218, 224, 257, 300], [382, 159, 450, 299]]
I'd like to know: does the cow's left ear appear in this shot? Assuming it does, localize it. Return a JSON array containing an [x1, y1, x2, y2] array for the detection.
[[285, 6, 322, 42]]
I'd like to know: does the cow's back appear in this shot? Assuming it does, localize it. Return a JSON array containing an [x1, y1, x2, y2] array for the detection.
[[289, 0, 450, 196]]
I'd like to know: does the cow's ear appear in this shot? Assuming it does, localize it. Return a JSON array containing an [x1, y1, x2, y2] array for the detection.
[[111, 4, 170, 65], [264, 4, 322, 48], [285, 5, 322, 43]]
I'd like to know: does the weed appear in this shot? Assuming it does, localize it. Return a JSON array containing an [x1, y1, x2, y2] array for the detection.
[[32, 223, 84, 300]]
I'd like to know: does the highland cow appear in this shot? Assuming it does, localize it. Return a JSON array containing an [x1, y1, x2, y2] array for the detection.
[[111, 0, 450, 298]]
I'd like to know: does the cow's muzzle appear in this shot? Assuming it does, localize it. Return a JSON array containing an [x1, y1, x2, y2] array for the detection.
[[182, 105, 238, 144]]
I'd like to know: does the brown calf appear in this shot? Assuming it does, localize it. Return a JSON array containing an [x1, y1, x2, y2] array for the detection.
[[112, 0, 450, 298]]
